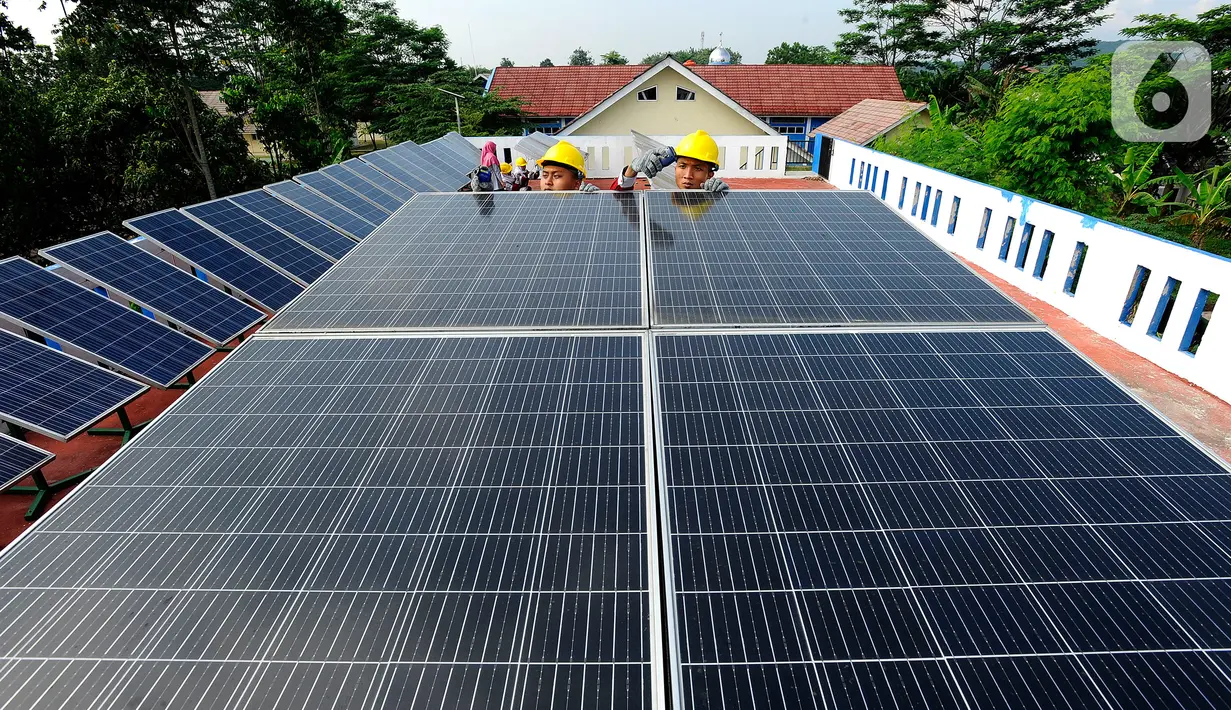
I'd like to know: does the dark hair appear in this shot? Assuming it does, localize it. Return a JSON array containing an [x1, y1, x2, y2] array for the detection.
[[541, 160, 584, 180]]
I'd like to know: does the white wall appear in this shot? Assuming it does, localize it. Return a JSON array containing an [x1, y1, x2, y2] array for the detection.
[[832, 139, 1231, 403], [469, 134, 789, 179]]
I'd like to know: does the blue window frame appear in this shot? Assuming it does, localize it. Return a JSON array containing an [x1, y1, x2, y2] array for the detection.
[[1180, 289, 1219, 354], [898, 178, 908, 209], [947, 197, 961, 234], [920, 186, 932, 220], [1147, 277, 1181, 337], [998, 217, 1017, 261], [1033, 230, 1055, 279], [1064, 242, 1089, 295], [930, 190, 943, 226], [1015, 224, 1035, 269], [880, 172, 889, 200], [1119, 265, 1152, 325], [976, 208, 993, 249], [849, 159, 856, 185]]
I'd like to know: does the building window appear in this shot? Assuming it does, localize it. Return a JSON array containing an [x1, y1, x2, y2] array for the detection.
[[676, 87, 696, 101], [637, 86, 657, 101], [775, 126, 805, 135]]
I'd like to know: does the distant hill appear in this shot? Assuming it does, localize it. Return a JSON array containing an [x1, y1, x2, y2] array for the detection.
[[1074, 40, 1127, 66]]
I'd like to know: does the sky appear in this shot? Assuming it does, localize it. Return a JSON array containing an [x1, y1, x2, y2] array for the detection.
[[5, 0, 1213, 67]]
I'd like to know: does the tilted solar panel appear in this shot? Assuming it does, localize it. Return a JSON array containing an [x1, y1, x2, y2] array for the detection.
[[421, 137, 476, 176], [338, 158, 415, 201], [0, 333, 660, 709], [437, 131, 481, 164], [40, 232, 263, 347], [0, 433, 53, 491], [0, 329, 145, 440], [227, 189, 356, 260], [654, 328, 1231, 709], [647, 190, 1037, 326], [322, 163, 407, 212], [268, 192, 645, 332], [266, 180, 376, 240], [0, 258, 213, 388], [358, 150, 440, 194], [125, 209, 303, 312], [387, 142, 466, 191], [182, 199, 334, 284], [294, 171, 393, 224]]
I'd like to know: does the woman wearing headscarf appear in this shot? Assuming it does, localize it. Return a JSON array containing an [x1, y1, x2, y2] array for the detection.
[[469, 140, 505, 191]]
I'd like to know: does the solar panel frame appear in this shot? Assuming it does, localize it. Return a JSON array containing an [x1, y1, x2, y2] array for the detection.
[[124, 209, 304, 313], [322, 163, 408, 211], [267, 191, 650, 333], [0, 329, 146, 441], [265, 180, 377, 240], [39, 232, 265, 347], [0, 330, 665, 710], [337, 158, 415, 201], [422, 137, 477, 176], [294, 170, 394, 224], [645, 190, 1039, 328], [0, 258, 215, 389], [388, 141, 469, 191], [180, 200, 335, 286], [650, 325, 1231, 710], [437, 131, 481, 164], [359, 149, 442, 193], [0, 433, 53, 491], [226, 189, 357, 259]]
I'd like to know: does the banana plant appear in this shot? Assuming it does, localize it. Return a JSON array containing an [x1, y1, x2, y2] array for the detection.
[[1111, 143, 1168, 216], [1162, 164, 1231, 250]]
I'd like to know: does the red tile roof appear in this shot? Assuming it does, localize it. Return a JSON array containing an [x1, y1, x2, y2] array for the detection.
[[811, 98, 928, 145], [489, 64, 907, 118]]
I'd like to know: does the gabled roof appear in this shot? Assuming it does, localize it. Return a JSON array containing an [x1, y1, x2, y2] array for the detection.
[[559, 57, 778, 137], [811, 99, 928, 145], [489, 63, 907, 117]]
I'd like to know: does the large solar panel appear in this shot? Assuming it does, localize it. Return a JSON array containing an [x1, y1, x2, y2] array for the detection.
[[338, 158, 415, 201], [0, 333, 660, 709], [421, 137, 476, 176], [359, 150, 441, 193], [322, 162, 407, 212], [647, 191, 1037, 326], [387, 142, 466, 191], [266, 180, 376, 240], [40, 232, 264, 347], [125, 209, 304, 312], [0, 433, 53, 491], [295, 170, 393, 224], [437, 131, 481, 164], [0, 329, 145, 440], [0, 258, 213, 388], [227, 189, 356, 260], [654, 328, 1231, 709], [182, 199, 334, 284], [269, 192, 645, 332]]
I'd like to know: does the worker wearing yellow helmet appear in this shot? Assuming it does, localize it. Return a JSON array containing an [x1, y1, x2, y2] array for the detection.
[[612, 130, 729, 192], [510, 156, 531, 191], [537, 141, 600, 192]]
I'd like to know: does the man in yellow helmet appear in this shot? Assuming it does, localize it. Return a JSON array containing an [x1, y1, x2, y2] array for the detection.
[[612, 130, 729, 192], [510, 156, 531, 191], [536, 141, 600, 192]]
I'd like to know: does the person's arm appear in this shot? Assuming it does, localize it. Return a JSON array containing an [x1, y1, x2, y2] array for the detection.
[[610, 171, 637, 191]]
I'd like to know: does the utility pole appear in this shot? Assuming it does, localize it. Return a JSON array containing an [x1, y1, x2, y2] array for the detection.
[[434, 88, 465, 134]]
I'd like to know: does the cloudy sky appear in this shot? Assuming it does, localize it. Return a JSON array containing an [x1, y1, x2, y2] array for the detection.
[[6, 0, 1211, 67]]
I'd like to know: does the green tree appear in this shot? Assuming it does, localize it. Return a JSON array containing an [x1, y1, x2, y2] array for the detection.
[[539, 57, 553, 67], [1111, 144, 1167, 216], [1162, 164, 1231, 250], [878, 96, 991, 182], [1122, 6, 1231, 65], [375, 67, 525, 143], [765, 42, 850, 65], [640, 47, 743, 65], [836, 0, 933, 66], [600, 50, 627, 65], [499, 57, 514, 67], [568, 47, 592, 66], [921, 0, 1112, 72]]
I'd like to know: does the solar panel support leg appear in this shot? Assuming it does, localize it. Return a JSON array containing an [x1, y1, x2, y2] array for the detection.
[[86, 406, 147, 443], [6, 467, 96, 520], [169, 370, 196, 390], [216, 330, 247, 354]]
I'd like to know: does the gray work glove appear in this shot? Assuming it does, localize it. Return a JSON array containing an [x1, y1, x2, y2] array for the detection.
[[702, 177, 729, 193], [577, 182, 600, 193], [631, 147, 674, 178]]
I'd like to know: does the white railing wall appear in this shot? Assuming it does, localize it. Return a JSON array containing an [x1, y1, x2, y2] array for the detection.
[[831, 139, 1231, 403], [468, 134, 789, 179]]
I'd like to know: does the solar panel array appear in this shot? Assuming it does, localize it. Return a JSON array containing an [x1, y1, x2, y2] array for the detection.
[[294, 171, 393, 224], [266, 180, 377, 240], [269, 192, 645, 332], [125, 209, 304, 313], [0, 329, 145, 440], [4, 187, 1229, 710], [0, 433, 53, 491], [183, 198, 334, 284], [227, 189, 357, 261], [0, 258, 214, 388], [40, 232, 264, 347], [647, 191, 1036, 326]]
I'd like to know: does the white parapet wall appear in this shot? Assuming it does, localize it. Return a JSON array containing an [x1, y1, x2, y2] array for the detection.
[[830, 138, 1231, 403], [468, 134, 789, 179]]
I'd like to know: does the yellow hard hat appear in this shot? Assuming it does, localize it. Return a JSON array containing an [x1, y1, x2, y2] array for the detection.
[[538, 141, 586, 177], [515, 157, 527, 167], [675, 130, 720, 167], [500, 162, 512, 174]]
